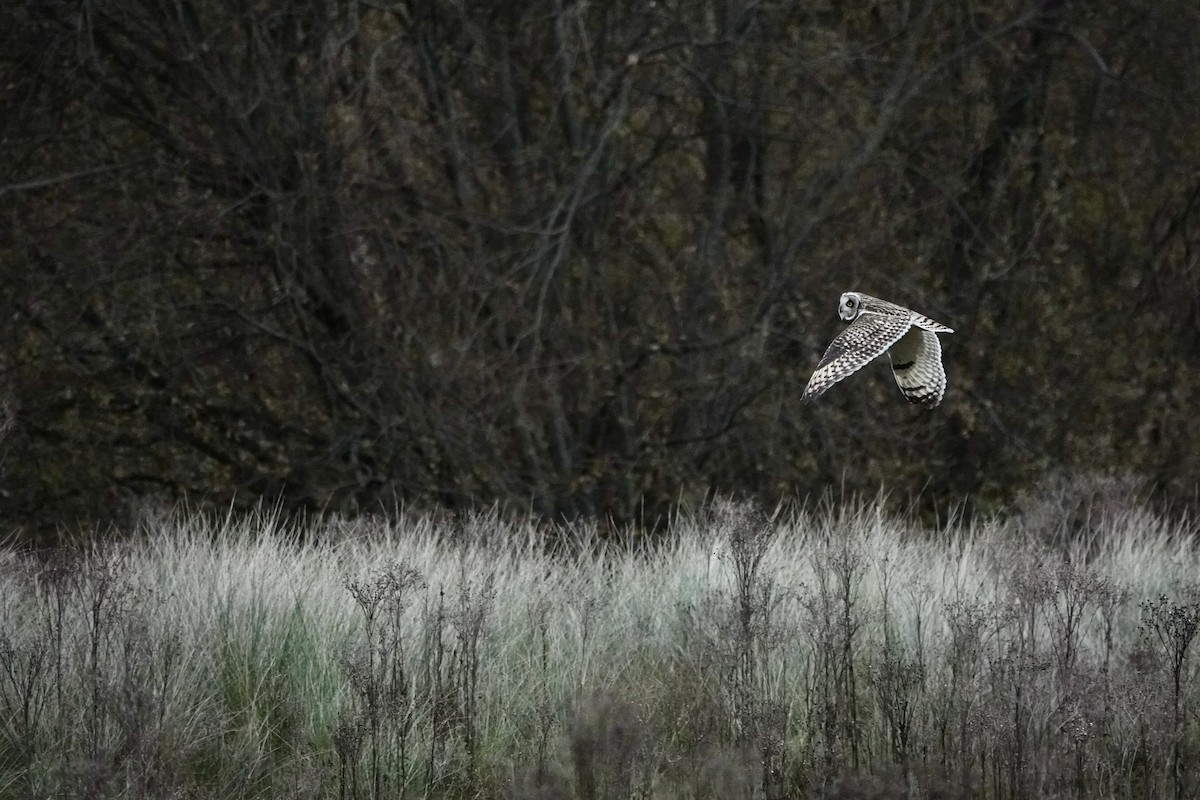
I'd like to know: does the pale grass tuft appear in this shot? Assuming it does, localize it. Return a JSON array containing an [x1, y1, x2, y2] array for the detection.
[[1, 497, 1198, 797]]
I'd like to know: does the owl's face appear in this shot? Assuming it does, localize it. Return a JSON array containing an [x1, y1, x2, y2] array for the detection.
[[838, 292, 865, 321]]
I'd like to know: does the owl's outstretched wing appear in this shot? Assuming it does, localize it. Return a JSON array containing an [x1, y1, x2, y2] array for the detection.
[[802, 313, 913, 402], [887, 327, 947, 407]]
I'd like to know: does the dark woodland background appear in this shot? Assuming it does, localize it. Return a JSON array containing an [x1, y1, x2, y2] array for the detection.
[[3, 0, 1200, 542]]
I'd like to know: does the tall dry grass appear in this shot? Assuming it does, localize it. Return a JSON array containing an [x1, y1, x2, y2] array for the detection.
[[1, 494, 1198, 799]]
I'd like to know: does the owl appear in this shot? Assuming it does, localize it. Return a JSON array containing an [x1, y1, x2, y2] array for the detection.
[[802, 292, 954, 407]]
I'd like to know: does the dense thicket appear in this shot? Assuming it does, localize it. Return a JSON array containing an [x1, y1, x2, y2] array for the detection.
[[3, 1, 1199, 539]]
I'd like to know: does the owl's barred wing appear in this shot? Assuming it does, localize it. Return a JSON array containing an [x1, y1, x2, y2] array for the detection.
[[910, 313, 953, 334], [802, 314, 913, 402], [887, 327, 947, 407]]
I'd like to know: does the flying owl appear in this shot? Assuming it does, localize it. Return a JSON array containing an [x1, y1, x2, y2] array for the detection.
[[802, 292, 954, 407]]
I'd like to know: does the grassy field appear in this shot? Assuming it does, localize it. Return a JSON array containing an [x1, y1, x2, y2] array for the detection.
[[1, 496, 1199, 799]]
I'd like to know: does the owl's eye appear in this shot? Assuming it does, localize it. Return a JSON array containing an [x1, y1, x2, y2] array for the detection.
[[846, 298, 856, 307]]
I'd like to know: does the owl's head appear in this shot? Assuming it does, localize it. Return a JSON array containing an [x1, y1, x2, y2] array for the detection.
[[838, 291, 867, 321]]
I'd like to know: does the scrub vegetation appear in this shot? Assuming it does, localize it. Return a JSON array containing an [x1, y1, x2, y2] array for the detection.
[[2, 496, 1198, 799]]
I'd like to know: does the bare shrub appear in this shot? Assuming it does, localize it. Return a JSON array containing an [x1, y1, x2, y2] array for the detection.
[[1138, 590, 1200, 799], [1014, 471, 1148, 549], [340, 560, 426, 798]]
